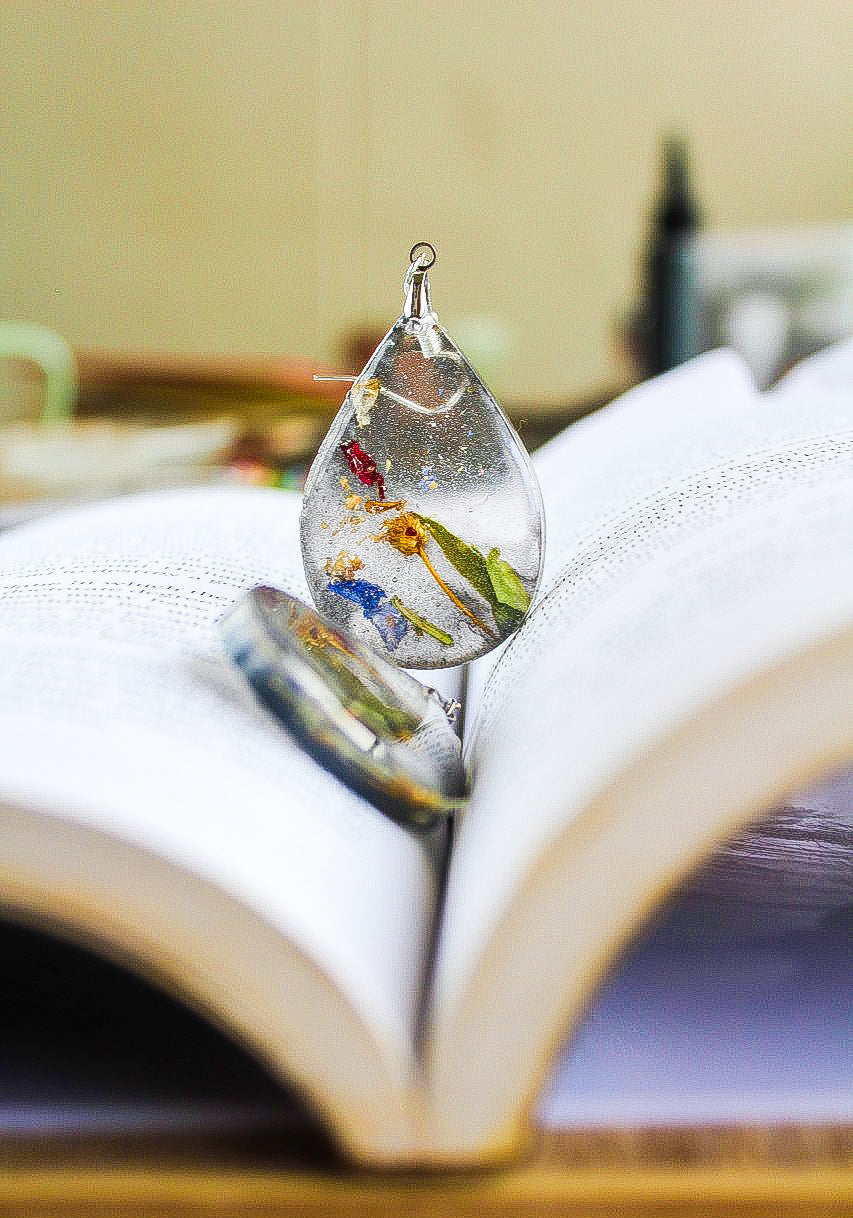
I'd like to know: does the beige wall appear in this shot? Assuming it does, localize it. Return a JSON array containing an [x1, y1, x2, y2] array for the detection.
[[2, 2, 850, 402]]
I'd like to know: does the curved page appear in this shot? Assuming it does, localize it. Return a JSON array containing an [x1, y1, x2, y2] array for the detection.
[[0, 487, 439, 1161], [427, 353, 853, 1156]]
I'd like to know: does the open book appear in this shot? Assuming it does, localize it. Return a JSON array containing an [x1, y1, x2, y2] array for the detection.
[[0, 346, 850, 1166]]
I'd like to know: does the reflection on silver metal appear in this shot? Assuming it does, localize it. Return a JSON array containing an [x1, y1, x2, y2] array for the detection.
[[403, 244, 435, 322], [408, 241, 437, 269], [222, 586, 466, 831], [300, 243, 545, 668]]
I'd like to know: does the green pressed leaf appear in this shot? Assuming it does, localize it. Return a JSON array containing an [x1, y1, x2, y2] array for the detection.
[[390, 596, 453, 646], [485, 548, 530, 613], [413, 513, 523, 634], [415, 514, 492, 597]]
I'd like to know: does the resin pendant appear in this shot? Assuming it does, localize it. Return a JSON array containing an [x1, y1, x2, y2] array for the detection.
[[222, 585, 465, 830], [300, 243, 544, 668]]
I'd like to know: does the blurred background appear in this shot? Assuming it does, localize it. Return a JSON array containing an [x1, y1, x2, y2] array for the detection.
[[0, 2, 850, 496]]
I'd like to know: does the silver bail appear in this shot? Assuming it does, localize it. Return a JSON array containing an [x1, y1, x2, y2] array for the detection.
[[403, 242, 436, 321]]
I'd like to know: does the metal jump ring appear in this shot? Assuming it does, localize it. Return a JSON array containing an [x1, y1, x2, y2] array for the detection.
[[409, 241, 437, 269]]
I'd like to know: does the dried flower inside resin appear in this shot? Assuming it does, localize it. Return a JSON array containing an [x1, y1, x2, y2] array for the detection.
[[340, 439, 386, 500], [380, 513, 492, 635]]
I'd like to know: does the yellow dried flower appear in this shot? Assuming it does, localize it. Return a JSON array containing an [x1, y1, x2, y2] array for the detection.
[[365, 498, 406, 514], [378, 513, 492, 636], [381, 512, 429, 557], [323, 551, 364, 581]]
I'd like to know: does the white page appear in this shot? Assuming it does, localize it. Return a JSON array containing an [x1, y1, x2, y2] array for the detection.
[[467, 351, 851, 741], [431, 474, 853, 1146], [457, 351, 852, 985], [427, 351, 853, 1145], [463, 352, 757, 726], [438, 469, 853, 1030], [0, 487, 438, 1101]]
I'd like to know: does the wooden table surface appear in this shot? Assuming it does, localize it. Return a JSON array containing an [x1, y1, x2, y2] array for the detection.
[[1, 1123, 850, 1217]]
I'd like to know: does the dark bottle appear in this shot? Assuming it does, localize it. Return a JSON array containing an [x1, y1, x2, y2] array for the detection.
[[643, 134, 702, 375]]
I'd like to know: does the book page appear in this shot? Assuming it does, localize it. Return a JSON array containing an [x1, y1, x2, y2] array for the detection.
[[0, 486, 440, 1156], [468, 349, 851, 739], [462, 351, 757, 720], [427, 351, 853, 1153]]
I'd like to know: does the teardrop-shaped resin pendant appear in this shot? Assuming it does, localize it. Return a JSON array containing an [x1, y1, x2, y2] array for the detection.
[[300, 243, 544, 668]]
